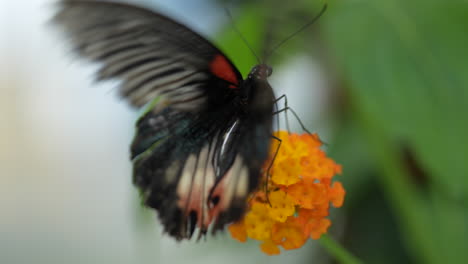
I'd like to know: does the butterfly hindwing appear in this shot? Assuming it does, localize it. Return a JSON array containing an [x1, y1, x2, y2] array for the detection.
[[132, 105, 267, 239]]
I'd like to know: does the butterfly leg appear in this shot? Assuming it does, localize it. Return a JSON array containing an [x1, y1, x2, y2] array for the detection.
[[264, 135, 282, 206], [273, 94, 291, 132], [273, 95, 312, 134]]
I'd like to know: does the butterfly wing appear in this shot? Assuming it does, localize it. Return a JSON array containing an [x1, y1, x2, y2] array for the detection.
[[132, 107, 269, 239], [54, 0, 242, 108], [54, 0, 271, 239]]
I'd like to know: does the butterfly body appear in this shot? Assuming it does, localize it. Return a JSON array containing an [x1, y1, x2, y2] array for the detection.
[[54, 0, 275, 239]]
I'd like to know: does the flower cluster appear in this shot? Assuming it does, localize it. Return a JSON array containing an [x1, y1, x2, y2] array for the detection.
[[228, 131, 345, 255]]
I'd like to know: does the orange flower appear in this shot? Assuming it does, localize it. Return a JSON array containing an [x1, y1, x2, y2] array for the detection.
[[266, 190, 295, 222], [228, 131, 345, 255], [271, 156, 301, 185], [308, 218, 331, 240], [244, 202, 274, 240], [260, 240, 281, 255], [228, 220, 247, 242], [271, 220, 308, 250], [330, 182, 346, 208], [284, 179, 329, 209]]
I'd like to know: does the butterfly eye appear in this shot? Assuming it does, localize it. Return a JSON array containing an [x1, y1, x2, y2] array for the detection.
[[250, 64, 272, 79], [260, 64, 272, 77]]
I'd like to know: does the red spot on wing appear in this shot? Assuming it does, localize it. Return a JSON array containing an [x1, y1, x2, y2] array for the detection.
[[209, 54, 239, 88]]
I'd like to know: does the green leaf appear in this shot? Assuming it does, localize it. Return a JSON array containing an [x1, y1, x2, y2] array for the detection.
[[322, 0, 468, 263]]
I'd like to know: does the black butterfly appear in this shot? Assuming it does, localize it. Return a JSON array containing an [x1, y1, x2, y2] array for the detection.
[[54, 0, 327, 240]]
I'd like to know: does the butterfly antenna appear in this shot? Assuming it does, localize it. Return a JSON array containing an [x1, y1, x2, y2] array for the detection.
[[224, 7, 261, 64], [264, 3, 328, 60]]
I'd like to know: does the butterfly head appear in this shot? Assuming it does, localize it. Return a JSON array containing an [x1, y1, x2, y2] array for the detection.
[[250, 64, 273, 80]]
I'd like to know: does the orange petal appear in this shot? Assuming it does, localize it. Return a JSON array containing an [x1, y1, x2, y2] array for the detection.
[[271, 222, 307, 250], [334, 164, 343, 174], [244, 202, 274, 240], [228, 220, 247, 242], [260, 240, 281, 255], [271, 157, 301, 186], [309, 218, 331, 240], [330, 181, 346, 208], [267, 190, 296, 222], [286, 179, 328, 209]]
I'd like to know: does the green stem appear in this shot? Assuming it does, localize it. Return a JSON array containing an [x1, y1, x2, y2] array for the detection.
[[319, 234, 364, 264]]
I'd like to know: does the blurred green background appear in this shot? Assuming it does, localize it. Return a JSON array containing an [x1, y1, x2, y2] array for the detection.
[[1, 0, 467, 263]]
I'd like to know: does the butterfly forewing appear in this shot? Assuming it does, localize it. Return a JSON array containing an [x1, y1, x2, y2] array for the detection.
[[54, 0, 242, 109]]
